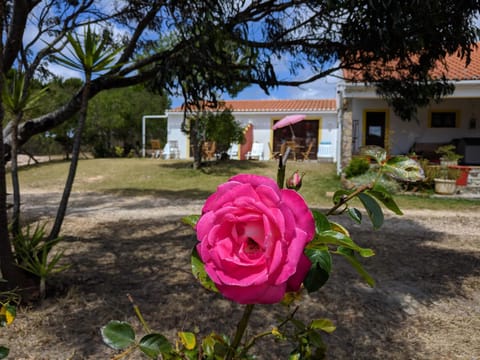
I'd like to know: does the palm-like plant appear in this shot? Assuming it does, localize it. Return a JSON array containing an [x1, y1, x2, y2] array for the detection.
[[2, 72, 48, 236], [49, 25, 122, 240]]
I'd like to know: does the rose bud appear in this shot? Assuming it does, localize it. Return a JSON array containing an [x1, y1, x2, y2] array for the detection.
[[286, 171, 304, 191]]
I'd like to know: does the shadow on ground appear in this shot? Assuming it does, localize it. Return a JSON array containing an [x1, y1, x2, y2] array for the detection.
[[7, 199, 480, 359]]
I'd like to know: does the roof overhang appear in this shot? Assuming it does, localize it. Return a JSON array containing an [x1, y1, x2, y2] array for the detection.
[[338, 79, 480, 99]]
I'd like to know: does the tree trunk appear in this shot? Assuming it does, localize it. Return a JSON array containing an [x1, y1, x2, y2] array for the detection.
[[49, 81, 90, 240], [192, 140, 203, 170], [0, 76, 36, 296], [10, 113, 22, 237]]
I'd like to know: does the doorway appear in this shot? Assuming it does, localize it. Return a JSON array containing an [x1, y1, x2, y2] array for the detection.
[[364, 111, 387, 149], [272, 119, 320, 160]]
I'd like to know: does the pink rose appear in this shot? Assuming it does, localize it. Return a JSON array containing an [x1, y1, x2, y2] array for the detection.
[[195, 174, 315, 304]]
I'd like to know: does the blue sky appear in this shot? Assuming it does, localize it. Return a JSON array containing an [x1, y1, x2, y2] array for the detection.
[[29, 2, 340, 108], [170, 74, 340, 108]]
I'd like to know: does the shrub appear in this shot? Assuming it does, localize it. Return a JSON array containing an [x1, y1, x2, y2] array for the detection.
[[344, 156, 370, 178]]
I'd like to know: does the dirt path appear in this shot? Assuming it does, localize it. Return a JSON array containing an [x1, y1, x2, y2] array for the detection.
[[4, 192, 480, 359]]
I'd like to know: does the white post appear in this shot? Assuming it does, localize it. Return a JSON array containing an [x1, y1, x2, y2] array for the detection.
[[336, 85, 344, 175], [142, 114, 168, 157]]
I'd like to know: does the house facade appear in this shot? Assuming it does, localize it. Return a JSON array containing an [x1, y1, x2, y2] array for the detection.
[[337, 47, 480, 170], [166, 99, 339, 162], [337, 81, 480, 169], [163, 47, 480, 171]]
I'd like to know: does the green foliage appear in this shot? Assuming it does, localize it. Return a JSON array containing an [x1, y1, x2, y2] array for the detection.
[[191, 248, 218, 293], [435, 144, 463, 162], [344, 156, 370, 178], [12, 223, 69, 299], [86, 86, 169, 158], [103, 300, 333, 360], [204, 108, 245, 155], [0, 302, 17, 359], [2, 71, 46, 117], [186, 107, 246, 165], [114, 146, 124, 158], [52, 25, 122, 76]]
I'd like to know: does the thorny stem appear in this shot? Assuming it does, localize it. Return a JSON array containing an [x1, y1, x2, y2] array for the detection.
[[276, 147, 292, 189], [127, 293, 151, 333], [226, 304, 255, 360], [111, 344, 136, 360], [243, 306, 299, 353], [326, 183, 373, 216]]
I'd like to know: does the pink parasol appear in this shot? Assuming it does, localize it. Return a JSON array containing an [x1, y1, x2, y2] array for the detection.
[[272, 114, 306, 138]]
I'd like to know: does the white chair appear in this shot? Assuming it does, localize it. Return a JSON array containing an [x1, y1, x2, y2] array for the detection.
[[162, 141, 180, 159], [169, 140, 180, 159], [246, 142, 264, 160], [161, 143, 171, 159], [227, 143, 239, 159]]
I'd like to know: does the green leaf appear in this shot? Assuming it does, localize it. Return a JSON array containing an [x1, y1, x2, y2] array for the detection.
[[201, 335, 216, 357], [288, 352, 301, 360], [182, 215, 200, 228], [335, 247, 375, 287], [384, 156, 425, 182], [0, 346, 9, 359], [307, 329, 325, 348], [291, 318, 307, 331], [101, 320, 136, 350], [309, 230, 375, 258], [347, 207, 362, 224], [360, 145, 386, 164], [367, 184, 403, 215], [139, 333, 173, 359], [332, 189, 353, 204], [191, 248, 218, 292], [304, 249, 332, 292], [0, 304, 15, 327], [311, 209, 331, 233], [357, 193, 384, 229], [178, 331, 197, 350], [310, 318, 336, 333]]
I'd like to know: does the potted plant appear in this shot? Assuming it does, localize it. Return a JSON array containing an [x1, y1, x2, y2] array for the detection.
[[433, 165, 460, 195], [435, 144, 463, 166]]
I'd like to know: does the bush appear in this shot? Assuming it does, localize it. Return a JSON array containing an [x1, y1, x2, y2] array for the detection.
[[344, 156, 370, 178]]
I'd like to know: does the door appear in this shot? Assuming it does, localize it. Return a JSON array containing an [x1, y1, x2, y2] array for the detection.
[[364, 111, 386, 148]]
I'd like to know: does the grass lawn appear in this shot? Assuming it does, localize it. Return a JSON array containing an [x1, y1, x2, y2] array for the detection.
[[9, 157, 480, 211]]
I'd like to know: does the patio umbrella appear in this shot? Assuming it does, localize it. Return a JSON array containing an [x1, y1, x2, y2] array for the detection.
[[272, 114, 306, 139]]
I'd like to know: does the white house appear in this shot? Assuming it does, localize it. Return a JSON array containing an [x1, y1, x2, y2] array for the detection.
[[337, 46, 480, 169], [160, 45, 480, 171], [166, 99, 339, 162]]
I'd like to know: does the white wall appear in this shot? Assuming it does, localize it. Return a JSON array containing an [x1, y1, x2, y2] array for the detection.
[[165, 111, 339, 162], [349, 97, 480, 155]]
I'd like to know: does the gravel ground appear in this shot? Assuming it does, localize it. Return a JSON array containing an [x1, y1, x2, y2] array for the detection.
[[3, 190, 480, 360]]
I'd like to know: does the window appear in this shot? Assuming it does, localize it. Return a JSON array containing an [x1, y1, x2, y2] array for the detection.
[[429, 111, 459, 128]]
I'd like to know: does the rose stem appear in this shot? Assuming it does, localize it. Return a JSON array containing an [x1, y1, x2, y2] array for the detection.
[[226, 304, 255, 360]]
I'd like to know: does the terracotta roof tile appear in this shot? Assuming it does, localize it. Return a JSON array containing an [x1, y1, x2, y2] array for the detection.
[[169, 99, 336, 112], [343, 43, 480, 81]]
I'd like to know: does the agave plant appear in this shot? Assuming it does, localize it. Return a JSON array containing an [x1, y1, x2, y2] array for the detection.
[[49, 25, 123, 240], [2, 71, 48, 236]]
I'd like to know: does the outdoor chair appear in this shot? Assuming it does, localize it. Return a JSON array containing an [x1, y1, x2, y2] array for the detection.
[[202, 141, 217, 160], [227, 143, 239, 159], [161, 141, 180, 159], [286, 140, 299, 161], [168, 140, 180, 159], [301, 141, 314, 161], [150, 139, 162, 158], [246, 142, 264, 160]]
